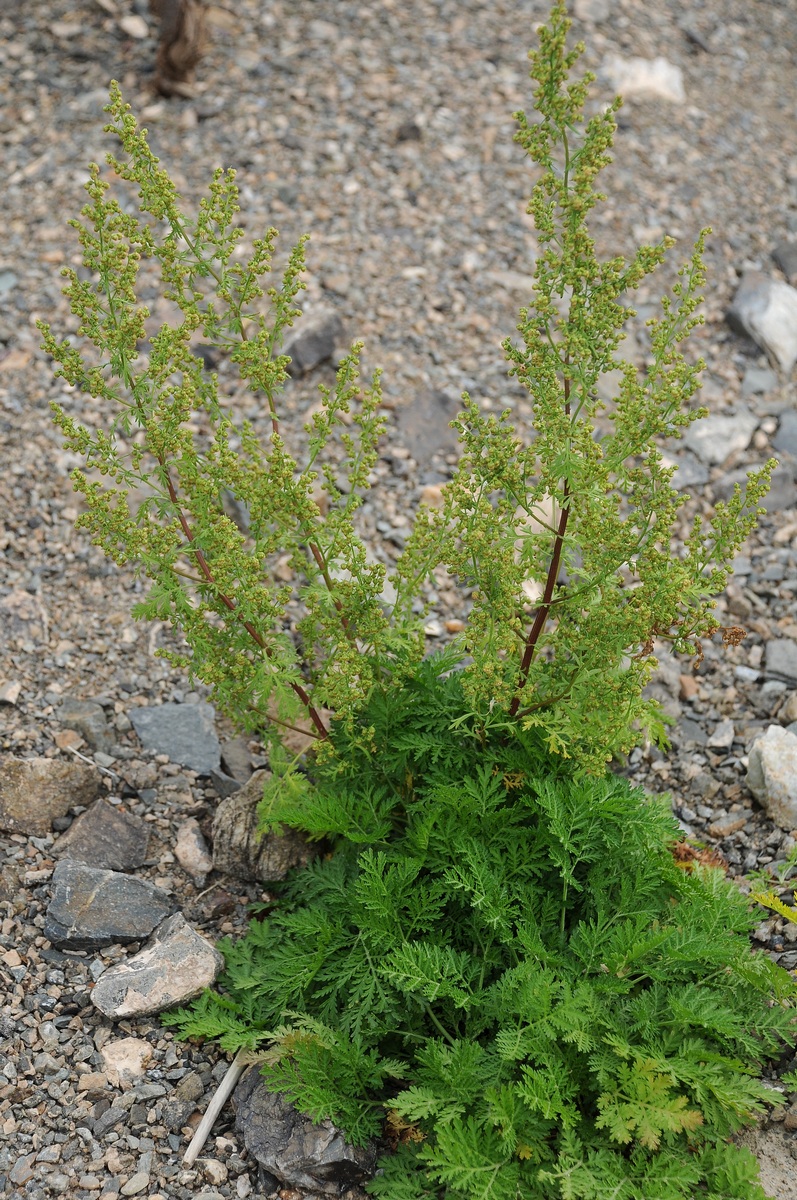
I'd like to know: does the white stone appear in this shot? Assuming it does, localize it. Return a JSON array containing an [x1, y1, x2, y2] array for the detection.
[[708, 718, 735, 749], [684, 408, 758, 465], [728, 272, 797, 373], [202, 1159, 229, 1186], [603, 55, 685, 104], [747, 725, 797, 830], [100, 1037, 153, 1089], [118, 14, 149, 39]]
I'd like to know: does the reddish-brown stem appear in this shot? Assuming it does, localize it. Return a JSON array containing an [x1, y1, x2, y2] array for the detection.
[[508, 373, 572, 719], [161, 461, 329, 739]]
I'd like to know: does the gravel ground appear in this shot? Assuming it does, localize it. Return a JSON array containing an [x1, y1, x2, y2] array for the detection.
[[2, 0, 797, 1196]]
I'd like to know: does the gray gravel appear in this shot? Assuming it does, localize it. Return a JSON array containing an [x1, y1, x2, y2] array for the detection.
[[2, 0, 797, 1196]]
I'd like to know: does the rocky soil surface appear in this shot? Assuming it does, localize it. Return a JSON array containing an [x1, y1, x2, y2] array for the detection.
[[2, 0, 797, 1197]]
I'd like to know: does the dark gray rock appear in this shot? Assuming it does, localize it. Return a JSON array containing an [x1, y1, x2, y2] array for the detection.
[[0, 757, 102, 836], [162, 1070, 206, 1132], [92, 1105, 128, 1138], [396, 389, 463, 465], [211, 770, 315, 883], [765, 640, 797, 687], [673, 717, 708, 747], [233, 1068, 378, 1193], [52, 798, 150, 871], [129, 703, 220, 774], [284, 307, 344, 375], [44, 860, 173, 951], [57, 696, 113, 752], [773, 240, 797, 286], [220, 736, 254, 782], [210, 768, 242, 798], [90, 913, 223, 1017], [727, 270, 797, 373], [774, 410, 797, 458]]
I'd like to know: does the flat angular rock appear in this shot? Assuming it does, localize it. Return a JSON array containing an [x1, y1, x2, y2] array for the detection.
[[212, 771, 314, 883], [727, 271, 797, 373], [774, 410, 797, 459], [0, 756, 102, 836], [53, 798, 150, 871], [233, 1068, 378, 1193], [57, 696, 113, 752], [0, 588, 48, 645], [602, 55, 685, 103], [396, 389, 462, 465], [220, 736, 254, 782], [284, 306, 344, 375], [683, 408, 757, 465], [129, 702, 220, 774], [661, 450, 710, 490], [765, 639, 797, 687], [747, 725, 797, 830], [210, 768, 242, 798], [707, 718, 735, 749], [741, 366, 778, 397], [44, 860, 173, 950], [90, 913, 224, 1018]]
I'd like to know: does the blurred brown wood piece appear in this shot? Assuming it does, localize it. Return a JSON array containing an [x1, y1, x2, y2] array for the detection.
[[148, 0, 206, 97]]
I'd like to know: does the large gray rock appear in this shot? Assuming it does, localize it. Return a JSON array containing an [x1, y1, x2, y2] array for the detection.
[[91, 913, 224, 1018], [765, 640, 797, 687], [660, 450, 709, 490], [727, 271, 797, 373], [0, 588, 48, 646], [233, 1069, 378, 1193], [129, 702, 220, 774], [53, 797, 150, 872], [211, 770, 314, 883], [683, 408, 757, 465], [57, 696, 113, 752], [45, 860, 173, 950], [747, 726, 797, 830], [774, 410, 797, 459], [396, 389, 462, 465], [0, 756, 102, 836], [284, 306, 344, 375]]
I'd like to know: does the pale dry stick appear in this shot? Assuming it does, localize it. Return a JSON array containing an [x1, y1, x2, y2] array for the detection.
[[183, 1050, 249, 1167], [64, 743, 120, 782]]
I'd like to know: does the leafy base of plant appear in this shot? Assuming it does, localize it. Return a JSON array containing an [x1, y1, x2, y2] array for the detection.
[[165, 664, 795, 1200]]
